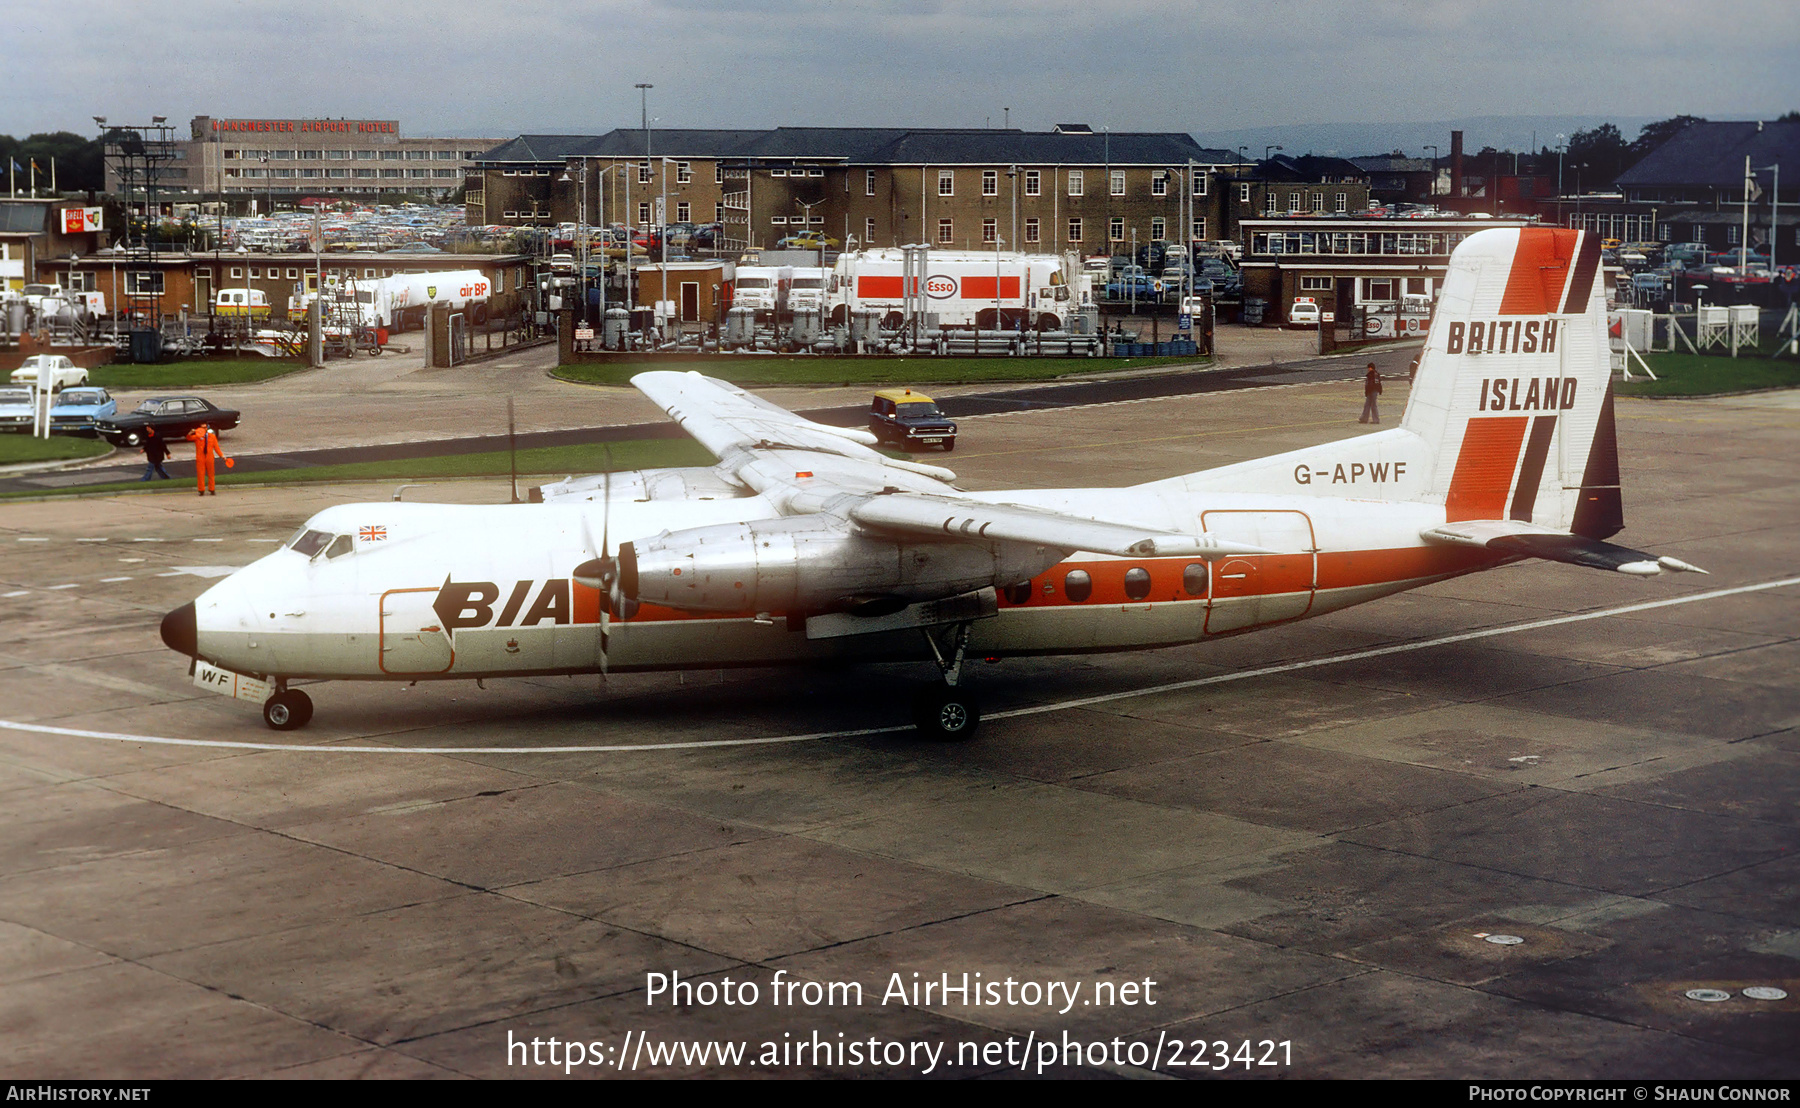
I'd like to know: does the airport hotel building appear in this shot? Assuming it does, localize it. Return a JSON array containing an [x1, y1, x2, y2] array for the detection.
[[104, 116, 501, 208]]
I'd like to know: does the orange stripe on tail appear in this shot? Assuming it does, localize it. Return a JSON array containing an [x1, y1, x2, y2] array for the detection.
[[1497, 227, 1582, 316], [1445, 417, 1528, 521]]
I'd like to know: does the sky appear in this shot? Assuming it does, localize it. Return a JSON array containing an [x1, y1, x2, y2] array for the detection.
[[5, 0, 1797, 142]]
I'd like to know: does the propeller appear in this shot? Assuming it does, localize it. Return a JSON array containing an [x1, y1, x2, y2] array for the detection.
[[571, 446, 621, 676]]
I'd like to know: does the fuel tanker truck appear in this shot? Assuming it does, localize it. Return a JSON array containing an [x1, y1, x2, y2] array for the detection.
[[829, 249, 1093, 332]]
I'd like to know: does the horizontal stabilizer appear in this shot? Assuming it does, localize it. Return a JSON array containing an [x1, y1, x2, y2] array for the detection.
[[852, 493, 1273, 558], [1422, 521, 1706, 576]]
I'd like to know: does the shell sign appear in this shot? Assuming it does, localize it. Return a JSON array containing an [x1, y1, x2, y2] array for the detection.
[[62, 207, 104, 234]]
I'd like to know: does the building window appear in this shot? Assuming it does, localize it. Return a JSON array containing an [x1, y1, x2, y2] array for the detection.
[[1067, 218, 1082, 242], [983, 218, 997, 243], [715, 163, 724, 184], [299, 169, 318, 179], [327, 150, 349, 160], [1264, 191, 1277, 213], [380, 150, 401, 161], [1193, 173, 1207, 197], [1288, 192, 1302, 212], [1024, 170, 1040, 196], [638, 162, 651, 184], [297, 149, 321, 160], [1024, 217, 1039, 243], [771, 216, 787, 225], [1726, 225, 1740, 244], [229, 267, 243, 279], [865, 216, 876, 244], [1191, 217, 1206, 241], [286, 268, 300, 279], [248, 268, 260, 279], [865, 169, 876, 196], [1335, 192, 1348, 213], [408, 168, 429, 178], [676, 202, 690, 222], [354, 168, 376, 178], [1151, 218, 1165, 240], [982, 170, 997, 196], [1310, 193, 1324, 212], [1239, 182, 1251, 203], [1405, 277, 1429, 296], [354, 150, 376, 160], [1300, 276, 1332, 291], [1364, 279, 1394, 301], [1691, 225, 1706, 243], [938, 170, 954, 196], [327, 168, 348, 178], [1109, 217, 1124, 241], [638, 202, 650, 225], [1111, 170, 1126, 197], [406, 150, 430, 160], [937, 218, 954, 243], [1152, 174, 1168, 197], [379, 168, 401, 178], [125, 271, 164, 294], [1068, 170, 1083, 197], [770, 168, 786, 177], [222, 149, 238, 160], [676, 161, 691, 183]]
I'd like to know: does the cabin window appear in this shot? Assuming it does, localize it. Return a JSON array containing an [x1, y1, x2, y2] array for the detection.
[[1123, 567, 1152, 601], [1063, 570, 1092, 603], [1183, 563, 1208, 596]]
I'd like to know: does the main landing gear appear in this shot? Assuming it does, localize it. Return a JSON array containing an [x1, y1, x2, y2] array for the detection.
[[262, 681, 313, 731], [914, 622, 980, 741]]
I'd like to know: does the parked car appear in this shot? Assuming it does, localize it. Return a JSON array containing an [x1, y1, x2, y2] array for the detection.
[[1287, 297, 1322, 328], [0, 387, 36, 432], [48, 387, 118, 434], [776, 231, 840, 250], [10, 354, 88, 390], [868, 388, 956, 452], [1105, 266, 1158, 300], [95, 396, 241, 448]]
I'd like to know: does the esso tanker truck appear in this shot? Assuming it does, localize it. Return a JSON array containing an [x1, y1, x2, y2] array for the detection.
[[829, 249, 1091, 331]]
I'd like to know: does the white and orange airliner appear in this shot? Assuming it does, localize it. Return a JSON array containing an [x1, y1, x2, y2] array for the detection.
[[161, 227, 1702, 736]]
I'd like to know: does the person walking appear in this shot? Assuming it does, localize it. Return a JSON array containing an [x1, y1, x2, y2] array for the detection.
[[1360, 362, 1384, 424], [140, 427, 171, 481], [185, 423, 231, 495]]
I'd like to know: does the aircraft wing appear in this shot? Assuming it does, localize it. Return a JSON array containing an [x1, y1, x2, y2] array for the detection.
[[633, 371, 1269, 558]]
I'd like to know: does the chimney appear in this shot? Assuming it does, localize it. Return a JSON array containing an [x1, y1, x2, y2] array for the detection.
[[1451, 131, 1464, 198]]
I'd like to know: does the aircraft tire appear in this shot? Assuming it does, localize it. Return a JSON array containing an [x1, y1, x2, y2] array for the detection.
[[913, 684, 980, 742], [263, 690, 313, 731]]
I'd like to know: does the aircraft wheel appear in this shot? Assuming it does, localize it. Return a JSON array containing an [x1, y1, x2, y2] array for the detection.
[[913, 684, 980, 741], [263, 689, 313, 731]]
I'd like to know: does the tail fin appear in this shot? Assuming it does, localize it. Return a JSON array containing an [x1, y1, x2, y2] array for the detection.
[[1403, 227, 1622, 539]]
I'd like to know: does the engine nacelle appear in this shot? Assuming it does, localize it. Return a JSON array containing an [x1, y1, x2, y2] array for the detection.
[[619, 515, 1057, 614]]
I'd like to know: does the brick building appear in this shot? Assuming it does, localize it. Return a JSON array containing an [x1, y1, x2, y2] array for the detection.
[[469, 125, 1245, 255], [1226, 155, 1373, 241]]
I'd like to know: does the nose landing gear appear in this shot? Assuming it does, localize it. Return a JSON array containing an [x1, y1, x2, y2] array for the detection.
[[263, 686, 313, 731]]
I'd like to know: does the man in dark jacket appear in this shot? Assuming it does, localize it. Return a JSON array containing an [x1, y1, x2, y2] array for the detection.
[[140, 428, 171, 481], [1360, 363, 1383, 424]]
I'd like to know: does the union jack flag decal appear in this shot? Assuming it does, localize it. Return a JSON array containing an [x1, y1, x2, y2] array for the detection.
[[359, 526, 387, 542]]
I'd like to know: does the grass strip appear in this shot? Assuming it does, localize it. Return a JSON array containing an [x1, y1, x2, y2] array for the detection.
[[90, 358, 309, 389], [0, 435, 114, 464], [1619, 351, 1800, 397], [0, 438, 716, 500]]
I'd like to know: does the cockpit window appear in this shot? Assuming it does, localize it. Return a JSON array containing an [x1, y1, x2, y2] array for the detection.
[[324, 534, 354, 559], [288, 528, 332, 557]]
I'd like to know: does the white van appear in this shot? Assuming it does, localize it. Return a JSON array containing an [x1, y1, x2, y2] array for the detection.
[[214, 288, 271, 319]]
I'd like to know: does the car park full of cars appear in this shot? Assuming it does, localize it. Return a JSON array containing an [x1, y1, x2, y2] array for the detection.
[[95, 397, 241, 448]]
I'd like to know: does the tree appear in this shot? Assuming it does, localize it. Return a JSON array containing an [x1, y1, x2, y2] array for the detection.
[[1778, 110, 1799, 122], [1567, 123, 1629, 189], [1629, 115, 1706, 161], [0, 132, 105, 193]]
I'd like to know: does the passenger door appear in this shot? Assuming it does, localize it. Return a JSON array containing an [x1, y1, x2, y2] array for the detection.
[[378, 587, 454, 674], [1200, 510, 1317, 634]]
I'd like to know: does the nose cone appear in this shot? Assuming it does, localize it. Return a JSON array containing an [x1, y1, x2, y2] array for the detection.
[[160, 602, 197, 657]]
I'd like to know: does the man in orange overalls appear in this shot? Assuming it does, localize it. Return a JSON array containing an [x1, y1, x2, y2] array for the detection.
[[185, 423, 230, 495]]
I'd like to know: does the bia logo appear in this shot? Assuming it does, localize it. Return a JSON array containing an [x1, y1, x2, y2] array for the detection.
[[432, 578, 592, 635], [925, 275, 957, 299]]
